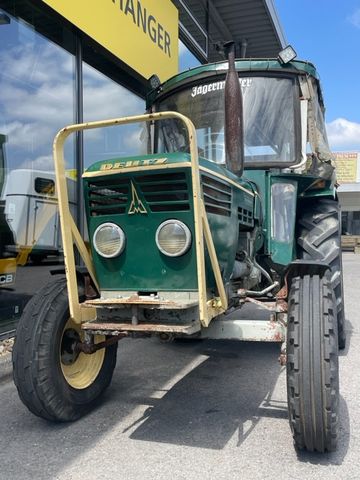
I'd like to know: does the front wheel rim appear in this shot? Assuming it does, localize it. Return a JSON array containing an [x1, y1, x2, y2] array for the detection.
[[60, 318, 105, 389]]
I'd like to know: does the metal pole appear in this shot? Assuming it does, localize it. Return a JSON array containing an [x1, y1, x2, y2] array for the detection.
[[75, 35, 84, 264]]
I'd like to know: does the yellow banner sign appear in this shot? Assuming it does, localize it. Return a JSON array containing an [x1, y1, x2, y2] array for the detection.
[[333, 152, 359, 183], [42, 0, 178, 81]]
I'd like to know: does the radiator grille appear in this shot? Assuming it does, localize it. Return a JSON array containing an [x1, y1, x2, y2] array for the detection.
[[86, 172, 190, 216], [88, 178, 129, 216], [202, 174, 232, 217], [238, 207, 254, 226], [136, 172, 190, 212]]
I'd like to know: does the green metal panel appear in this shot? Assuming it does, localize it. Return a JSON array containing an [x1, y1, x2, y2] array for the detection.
[[204, 182, 254, 284], [200, 161, 255, 286], [242, 169, 267, 221], [84, 162, 197, 292], [240, 170, 335, 266], [85, 152, 186, 173], [267, 173, 335, 265], [241, 169, 268, 254], [84, 153, 255, 293]]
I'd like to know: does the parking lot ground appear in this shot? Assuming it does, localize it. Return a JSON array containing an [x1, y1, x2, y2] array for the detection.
[[0, 253, 359, 480]]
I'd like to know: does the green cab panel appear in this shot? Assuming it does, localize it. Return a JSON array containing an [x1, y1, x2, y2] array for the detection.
[[243, 170, 335, 266]]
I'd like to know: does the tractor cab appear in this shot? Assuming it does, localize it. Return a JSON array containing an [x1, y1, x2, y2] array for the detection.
[[148, 58, 333, 177]]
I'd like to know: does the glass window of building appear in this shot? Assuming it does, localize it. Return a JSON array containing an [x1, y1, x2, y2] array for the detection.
[[83, 62, 145, 170], [0, 5, 76, 335], [0, 4, 149, 337]]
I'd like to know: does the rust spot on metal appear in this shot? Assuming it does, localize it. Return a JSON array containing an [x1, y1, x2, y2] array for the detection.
[[76, 334, 126, 354], [278, 353, 287, 366], [273, 331, 283, 342], [275, 276, 289, 312], [276, 299, 288, 313], [81, 321, 201, 335], [276, 285, 287, 300], [245, 297, 278, 310], [84, 273, 98, 300], [82, 295, 197, 310], [278, 340, 287, 365]]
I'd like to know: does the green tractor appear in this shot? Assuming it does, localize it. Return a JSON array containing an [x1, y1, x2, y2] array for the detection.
[[13, 45, 344, 453]]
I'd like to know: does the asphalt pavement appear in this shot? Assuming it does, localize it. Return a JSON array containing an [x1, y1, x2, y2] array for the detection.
[[0, 253, 358, 480]]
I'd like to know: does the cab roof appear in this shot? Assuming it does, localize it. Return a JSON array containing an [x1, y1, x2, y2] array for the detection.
[[147, 58, 320, 108]]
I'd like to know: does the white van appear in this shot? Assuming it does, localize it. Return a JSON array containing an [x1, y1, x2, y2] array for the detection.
[[2, 169, 76, 263]]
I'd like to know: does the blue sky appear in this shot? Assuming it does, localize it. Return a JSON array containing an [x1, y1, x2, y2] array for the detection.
[[276, 0, 360, 151]]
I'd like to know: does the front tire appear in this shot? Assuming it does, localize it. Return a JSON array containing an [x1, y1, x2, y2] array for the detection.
[[13, 278, 117, 422], [286, 274, 339, 452]]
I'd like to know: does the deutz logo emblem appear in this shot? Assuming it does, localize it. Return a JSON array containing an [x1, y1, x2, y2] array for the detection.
[[128, 181, 147, 215]]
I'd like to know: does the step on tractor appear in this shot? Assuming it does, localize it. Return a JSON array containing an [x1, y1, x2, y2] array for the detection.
[[13, 44, 344, 453]]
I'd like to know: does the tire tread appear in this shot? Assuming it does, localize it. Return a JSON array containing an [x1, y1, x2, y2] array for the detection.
[[13, 278, 117, 422], [297, 199, 346, 349], [287, 274, 339, 452]]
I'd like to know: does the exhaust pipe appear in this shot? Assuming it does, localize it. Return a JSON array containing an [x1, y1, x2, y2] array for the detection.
[[224, 41, 244, 177]]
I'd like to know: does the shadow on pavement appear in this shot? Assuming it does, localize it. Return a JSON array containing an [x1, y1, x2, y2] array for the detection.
[[0, 338, 203, 479], [130, 340, 286, 449], [0, 332, 350, 479]]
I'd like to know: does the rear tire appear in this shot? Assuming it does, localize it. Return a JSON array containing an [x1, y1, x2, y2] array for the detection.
[[13, 278, 117, 422], [286, 274, 339, 452], [297, 199, 346, 349]]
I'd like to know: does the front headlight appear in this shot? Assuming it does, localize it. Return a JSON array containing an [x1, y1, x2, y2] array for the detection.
[[156, 220, 192, 257], [93, 222, 125, 258]]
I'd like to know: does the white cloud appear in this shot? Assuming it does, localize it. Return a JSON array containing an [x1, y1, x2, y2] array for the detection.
[[83, 82, 143, 121], [348, 8, 360, 28], [19, 154, 54, 171], [0, 41, 145, 170], [326, 118, 360, 150], [122, 127, 147, 153], [2, 121, 53, 150], [2, 83, 74, 123], [0, 43, 73, 88]]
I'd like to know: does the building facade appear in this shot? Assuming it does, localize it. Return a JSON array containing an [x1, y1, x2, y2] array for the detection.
[[0, 0, 285, 333], [333, 152, 360, 235]]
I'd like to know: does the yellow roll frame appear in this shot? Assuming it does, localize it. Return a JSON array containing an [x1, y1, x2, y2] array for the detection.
[[53, 112, 228, 327]]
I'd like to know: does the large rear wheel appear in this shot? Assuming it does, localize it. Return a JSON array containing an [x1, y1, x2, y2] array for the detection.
[[286, 273, 339, 452], [297, 199, 346, 349], [13, 278, 117, 421]]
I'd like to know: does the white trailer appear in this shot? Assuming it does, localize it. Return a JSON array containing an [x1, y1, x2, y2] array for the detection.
[[2, 169, 76, 263]]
